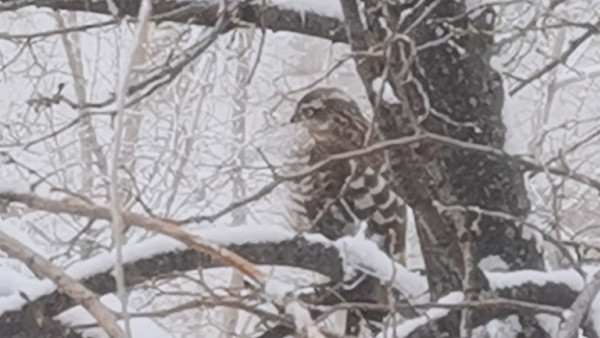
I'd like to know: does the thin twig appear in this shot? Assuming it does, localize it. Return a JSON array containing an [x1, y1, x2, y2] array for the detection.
[[0, 19, 118, 40], [509, 21, 600, 95], [181, 132, 600, 224], [0, 112, 113, 150], [110, 2, 154, 335]]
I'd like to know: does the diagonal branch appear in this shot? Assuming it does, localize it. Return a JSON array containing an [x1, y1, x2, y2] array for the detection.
[[0, 229, 124, 338], [0, 228, 592, 337], [109, 0, 153, 335], [0, 235, 342, 336], [558, 270, 600, 338], [509, 21, 600, 95], [0, 191, 264, 282], [182, 132, 600, 225]]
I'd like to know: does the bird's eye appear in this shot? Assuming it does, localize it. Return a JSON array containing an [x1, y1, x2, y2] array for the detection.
[[302, 108, 317, 118]]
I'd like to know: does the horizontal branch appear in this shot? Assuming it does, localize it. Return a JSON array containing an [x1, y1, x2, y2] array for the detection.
[[181, 130, 600, 226], [0, 230, 592, 337], [0, 191, 264, 281], [0, 0, 346, 42], [0, 235, 340, 336], [0, 188, 592, 335]]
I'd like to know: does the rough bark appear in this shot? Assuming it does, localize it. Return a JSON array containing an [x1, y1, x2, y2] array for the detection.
[[403, 0, 543, 270], [338, 0, 545, 335], [0, 236, 587, 337], [341, 0, 543, 295], [0, 238, 342, 337], [1, 0, 596, 336], [0, 0, 346, 42]]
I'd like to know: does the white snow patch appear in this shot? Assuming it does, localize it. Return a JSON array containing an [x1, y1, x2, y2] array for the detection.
[[335, 236, 428, 299], [485, 315, 521, 338], [485, 269, 584, 292], [356, 220, 369, 238], [435, 26, 445, 38], [372, 77, 401, 104], [465, 0, 514, 9], [405, 207, 425, 271], [581, 265, 600, 282], [398, 4, 415, 26], [0, 267, 39, 297], [376, 291, 464, 338], [266, 278, 320, 336], [522, 212, 550, 253], [302, 232, 334, 246], [0, 279, 55, 314], [0, 178, 29, 194], [536, 313, 560, 337], [0, 219, 47, 256], [285, 298, 313, 329], [265, 278, 297, 300], [271, 0, 343, 21], [57, 294, 168, 338], [192, 225, 295, 245], [563, 309, 575, 321], [478, 255, 510, 272]]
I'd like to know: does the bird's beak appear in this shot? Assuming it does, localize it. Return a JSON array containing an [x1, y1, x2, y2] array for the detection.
[[290, 113, 298, 123]]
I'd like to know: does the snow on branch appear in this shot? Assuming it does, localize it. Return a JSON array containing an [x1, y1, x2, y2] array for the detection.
[[486, 269, 587, 293], [377, 292, 465, 338], [2, 0, 347, 42], [0, 225, 425, 314], [336, 236, 427, 299], [271, 0, 343, 21], [485, 269, 591, 313], [485, 268, 600, 336], [0, 229, 124, 337], [0, 191, 264, 281], [376, 268, 599, 337], [0, 216, 426, 336], [1, 192, 598, 335], [0, 227, 225, 313], [0, 234, 340, 336], [0, 221, 598, 336]]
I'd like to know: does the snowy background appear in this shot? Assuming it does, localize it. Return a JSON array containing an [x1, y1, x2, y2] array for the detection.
[[1, 0, 600, 337]]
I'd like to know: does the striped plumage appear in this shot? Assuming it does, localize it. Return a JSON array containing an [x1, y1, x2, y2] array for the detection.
[[287, 88, 407, 261]]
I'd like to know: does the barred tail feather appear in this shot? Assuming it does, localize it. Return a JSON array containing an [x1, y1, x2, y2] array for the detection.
[[345, 165, 407, 262]]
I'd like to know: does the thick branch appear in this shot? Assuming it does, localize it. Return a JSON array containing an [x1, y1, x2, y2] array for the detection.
[[0, 230, 125, 338], [0, 233, 591, 337], [0, 0, 346, 42], [0, 237, 340, 336], [0, 192, 263, 281], [558, 270, 600, 338]]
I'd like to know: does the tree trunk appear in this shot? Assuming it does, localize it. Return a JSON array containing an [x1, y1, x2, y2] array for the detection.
[[341, 0, 545, 335]]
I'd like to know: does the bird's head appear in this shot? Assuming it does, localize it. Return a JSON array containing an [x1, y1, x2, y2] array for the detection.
[[290, 88, 363, 127]]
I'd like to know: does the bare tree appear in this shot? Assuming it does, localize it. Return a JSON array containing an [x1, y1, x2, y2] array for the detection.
[[1, 0, 600, 337]]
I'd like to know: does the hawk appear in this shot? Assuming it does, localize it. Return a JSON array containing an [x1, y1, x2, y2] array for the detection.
[[286, 88, 407, 261]]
